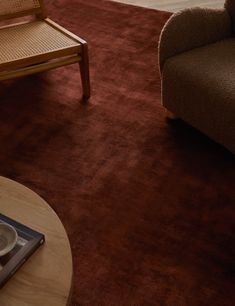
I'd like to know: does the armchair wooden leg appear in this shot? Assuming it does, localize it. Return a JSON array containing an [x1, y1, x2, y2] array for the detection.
[[79, 43, 90, 100], [166, 110, 178, 120]]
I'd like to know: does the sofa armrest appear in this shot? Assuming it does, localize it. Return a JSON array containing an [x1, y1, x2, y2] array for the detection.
[[159, 7, 232, 73]]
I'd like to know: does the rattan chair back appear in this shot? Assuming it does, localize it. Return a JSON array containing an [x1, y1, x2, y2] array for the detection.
[[0, 0, 45, 20]]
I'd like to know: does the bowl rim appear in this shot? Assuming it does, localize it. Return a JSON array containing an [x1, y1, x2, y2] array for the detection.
[[0, 222, 18, 257]]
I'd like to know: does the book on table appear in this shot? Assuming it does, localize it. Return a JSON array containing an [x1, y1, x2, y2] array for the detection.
[[0, 213, 45, 289]]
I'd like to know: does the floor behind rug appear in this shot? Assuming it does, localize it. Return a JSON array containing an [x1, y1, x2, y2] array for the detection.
[[112, 0, 223, 12], [0, 0, 234, 305]]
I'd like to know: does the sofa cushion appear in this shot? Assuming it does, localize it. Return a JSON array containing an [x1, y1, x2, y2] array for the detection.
[[162, 38, 235, 153]]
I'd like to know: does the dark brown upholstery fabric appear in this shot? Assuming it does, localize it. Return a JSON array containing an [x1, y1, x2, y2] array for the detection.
[[225, 0, 235, 32], [159, 7, 232, 72], [162, 38, 235, 154], [159, 1, 235, 154]]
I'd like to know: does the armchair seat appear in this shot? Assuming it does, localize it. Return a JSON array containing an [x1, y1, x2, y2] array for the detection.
[[163, 38, 235, 152], [164, 38, 235, 89], [0, 20, 81, 71]]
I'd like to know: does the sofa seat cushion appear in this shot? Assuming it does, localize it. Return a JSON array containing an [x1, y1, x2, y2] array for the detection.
[[162, 38, 235, 153]]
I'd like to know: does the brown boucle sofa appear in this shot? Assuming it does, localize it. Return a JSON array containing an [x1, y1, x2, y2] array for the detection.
[[159, 0, 235, 154]]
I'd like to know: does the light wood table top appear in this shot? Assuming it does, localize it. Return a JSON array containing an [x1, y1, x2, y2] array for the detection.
[[0, 176, 73, 306]]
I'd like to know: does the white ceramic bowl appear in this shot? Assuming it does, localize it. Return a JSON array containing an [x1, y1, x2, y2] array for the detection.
[[0, 223, 18, 257]]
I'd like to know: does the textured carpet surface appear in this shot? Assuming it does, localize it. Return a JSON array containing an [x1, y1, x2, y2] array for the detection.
[[0, 0, 235, 305]]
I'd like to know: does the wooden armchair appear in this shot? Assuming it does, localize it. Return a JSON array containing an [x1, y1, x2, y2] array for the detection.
[[0, 0, 90, 100]]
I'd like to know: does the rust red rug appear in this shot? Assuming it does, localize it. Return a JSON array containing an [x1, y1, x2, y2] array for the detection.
[[0, 0, 235, 305]]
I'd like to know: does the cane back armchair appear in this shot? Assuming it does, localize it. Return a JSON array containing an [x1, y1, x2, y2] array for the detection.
[[0, 0, 90, 100]]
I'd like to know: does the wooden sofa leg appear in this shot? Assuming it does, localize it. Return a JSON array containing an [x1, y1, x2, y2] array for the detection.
[[166, 110, 178, 120], [79, 43, 90, 101]]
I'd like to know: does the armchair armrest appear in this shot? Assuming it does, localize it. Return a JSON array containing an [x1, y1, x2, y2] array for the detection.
[[159, 7, 232, 73]]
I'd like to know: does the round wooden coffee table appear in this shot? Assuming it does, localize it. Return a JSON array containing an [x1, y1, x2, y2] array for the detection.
[[0, 176, 73, 306]]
